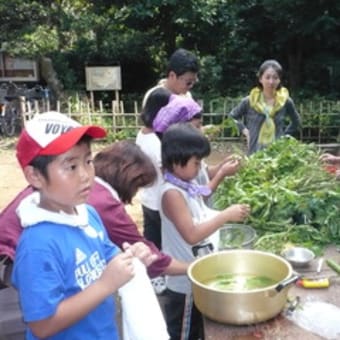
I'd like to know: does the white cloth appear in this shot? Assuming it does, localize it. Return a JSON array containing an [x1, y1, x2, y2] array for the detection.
[[119, 258, 169, 340], [17, 192, 89, 229], [136, 130, 162, 210]]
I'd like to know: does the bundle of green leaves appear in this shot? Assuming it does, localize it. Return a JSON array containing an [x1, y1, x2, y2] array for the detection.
[[214, 136, 340, 255]]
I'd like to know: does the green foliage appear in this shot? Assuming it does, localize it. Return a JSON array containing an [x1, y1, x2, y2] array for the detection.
[[1, 0, 340, 98], [105, 129, 137, 143], [214, 137, 340, 254], [194, 55, 223, 98]]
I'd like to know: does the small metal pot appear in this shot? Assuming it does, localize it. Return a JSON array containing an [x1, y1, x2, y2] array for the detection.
[[188, 249, 298, 325], [282, 247, 315, 268]]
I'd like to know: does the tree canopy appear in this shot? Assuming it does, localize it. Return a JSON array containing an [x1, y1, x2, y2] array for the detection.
[[1, 0, 340, 100]]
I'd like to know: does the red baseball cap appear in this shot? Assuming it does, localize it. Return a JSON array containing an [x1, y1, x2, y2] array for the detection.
[[16, 111, 106, 168]]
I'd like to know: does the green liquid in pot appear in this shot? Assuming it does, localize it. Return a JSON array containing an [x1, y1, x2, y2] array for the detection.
[[204, 273, 276, 291]]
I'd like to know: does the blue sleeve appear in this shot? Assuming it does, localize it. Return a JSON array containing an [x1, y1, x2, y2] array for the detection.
[[12, 245, 65, 322]]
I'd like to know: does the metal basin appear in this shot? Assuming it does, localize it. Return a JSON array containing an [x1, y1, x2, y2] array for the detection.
[[218, 224, 257, 250], [282, 247, 315, 268], [188, 249, 296, 325]]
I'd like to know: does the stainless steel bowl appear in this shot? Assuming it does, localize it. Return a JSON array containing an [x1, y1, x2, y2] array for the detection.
[[282, 247, 315, 267], [218, 224, 257, 250]]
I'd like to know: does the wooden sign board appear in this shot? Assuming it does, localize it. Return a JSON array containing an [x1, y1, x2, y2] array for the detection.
[[85, 66, 122, 91], [0, 53, 39, 82]]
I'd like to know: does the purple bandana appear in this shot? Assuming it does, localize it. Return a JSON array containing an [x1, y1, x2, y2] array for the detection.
[[153, 95, 202, 133], [164, 171, 212, 197]]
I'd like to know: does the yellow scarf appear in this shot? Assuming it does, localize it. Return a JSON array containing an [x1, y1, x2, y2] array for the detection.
[[249, 87, 289, 145]]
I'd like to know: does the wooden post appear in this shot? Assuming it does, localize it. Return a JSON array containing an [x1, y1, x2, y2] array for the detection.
[[19, 96, 28, 125], [68, 98, 71, 115], [112, 100, 116, 134], [318, 102, 322, 144], [134, 101, 139, 130], [76, 92, 80, 113], [115, 90, 120, 113], [86, 102, 92, 124], [87, 101, 92, 124], [90, 91, 94, 112], [46, 98, 50, 112], [34, 100, 39, 113]]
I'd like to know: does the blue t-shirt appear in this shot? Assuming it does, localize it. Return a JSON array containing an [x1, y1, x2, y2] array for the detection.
[[12, 204, 120, 340]]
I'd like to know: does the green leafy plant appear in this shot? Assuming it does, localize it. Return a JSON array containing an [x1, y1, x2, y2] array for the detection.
[[214, 136, 340, 254]]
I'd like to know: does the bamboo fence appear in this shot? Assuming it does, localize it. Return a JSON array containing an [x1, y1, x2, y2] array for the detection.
[[21, 96, 340, 147]]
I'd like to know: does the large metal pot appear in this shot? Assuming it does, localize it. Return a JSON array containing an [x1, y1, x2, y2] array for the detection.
[[188, 249, 297, 325]]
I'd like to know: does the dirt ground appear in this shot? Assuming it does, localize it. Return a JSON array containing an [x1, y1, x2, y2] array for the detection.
[[0, 138, 27, 210], [0, 137, 242, 229], [0, 137, 147, 228]]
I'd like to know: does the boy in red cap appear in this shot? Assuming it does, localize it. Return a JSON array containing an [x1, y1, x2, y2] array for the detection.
[[12, 112, 168, 339]]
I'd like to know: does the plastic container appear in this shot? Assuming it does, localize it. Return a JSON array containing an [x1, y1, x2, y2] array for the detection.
[[218, 224, 257, 250], [296, 278, 330, 289]]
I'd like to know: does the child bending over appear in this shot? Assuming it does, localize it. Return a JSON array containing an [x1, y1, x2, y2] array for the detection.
[[159, 123, 251, 340]]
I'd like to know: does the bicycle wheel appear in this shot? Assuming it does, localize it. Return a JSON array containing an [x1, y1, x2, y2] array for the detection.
[[2, 104, 18, 137]]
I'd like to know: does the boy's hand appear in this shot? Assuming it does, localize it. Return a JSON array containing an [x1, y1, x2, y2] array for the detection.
[[122, 242, 158, 267], [100, 250, 135, 293], [222, 204, 250, 222]]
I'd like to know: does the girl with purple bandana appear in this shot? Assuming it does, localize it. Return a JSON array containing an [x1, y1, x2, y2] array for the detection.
[[136, 91, 202, 295], [153, 94, 243, 209], [159, 123, 251, 339], [152, 95, 203, 135]]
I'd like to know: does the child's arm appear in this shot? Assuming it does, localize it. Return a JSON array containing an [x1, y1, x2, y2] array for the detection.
[[162, 189, 250, 245], [320, 153, 340, 165], [28, 250, 134, 338], [206, 156, 242, 192]]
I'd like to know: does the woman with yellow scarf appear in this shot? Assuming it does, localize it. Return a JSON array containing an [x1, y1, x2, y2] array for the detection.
[[229, 59, 301, 155]]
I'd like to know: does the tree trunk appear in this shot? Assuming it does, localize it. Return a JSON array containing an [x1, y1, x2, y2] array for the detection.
[[286, 38, 303, 93], [39, 57, 64, 108], [159, 5, 177, 55]]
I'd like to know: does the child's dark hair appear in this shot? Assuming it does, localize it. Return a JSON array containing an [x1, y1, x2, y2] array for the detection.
[[29, 135, 92, 180], [141, 87, 172, 127], [166, 48, 199, 76], [94, 140, 157, 204], [162, 122, 210, 171]]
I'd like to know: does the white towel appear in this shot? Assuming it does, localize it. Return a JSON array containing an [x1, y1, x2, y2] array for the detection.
[[119, 258, 169, 340]]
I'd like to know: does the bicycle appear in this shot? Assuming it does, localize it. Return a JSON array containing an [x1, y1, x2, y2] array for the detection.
[[0, 83, 21, 137], [0, 83, 46, 137]]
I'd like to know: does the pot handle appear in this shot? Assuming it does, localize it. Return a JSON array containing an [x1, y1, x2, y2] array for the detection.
[[192, 243, 214, 257], [275, 274, 300, 293]]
